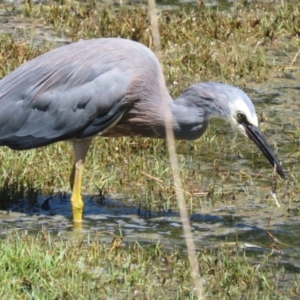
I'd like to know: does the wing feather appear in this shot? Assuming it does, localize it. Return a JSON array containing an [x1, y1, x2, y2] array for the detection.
[[0, 38, 156, 150]]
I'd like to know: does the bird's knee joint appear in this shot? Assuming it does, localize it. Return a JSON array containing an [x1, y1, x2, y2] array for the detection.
[[75, 159, 84, 170], [71, 194, 84, 208]]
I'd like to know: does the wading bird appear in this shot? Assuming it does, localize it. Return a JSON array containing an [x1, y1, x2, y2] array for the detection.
[[0, 38, 285, 224]]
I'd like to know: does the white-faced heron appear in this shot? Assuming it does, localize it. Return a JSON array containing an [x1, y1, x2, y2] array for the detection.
[[0, 38, 285, 224]]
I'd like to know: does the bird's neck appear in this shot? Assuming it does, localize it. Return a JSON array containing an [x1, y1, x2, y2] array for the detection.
[[116, 95, 212, 141], [103, 91, 223, 141], [169, 98, 209, 140]]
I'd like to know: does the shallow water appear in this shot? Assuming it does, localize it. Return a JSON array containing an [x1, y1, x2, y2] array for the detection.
[[1, 1, 300, 289]]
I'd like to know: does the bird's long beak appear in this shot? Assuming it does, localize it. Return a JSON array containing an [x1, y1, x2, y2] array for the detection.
[[242, 123, 285, 179]]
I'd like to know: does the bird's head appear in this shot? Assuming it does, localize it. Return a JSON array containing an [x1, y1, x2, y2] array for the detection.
[[187, 82, 285, 179], [226, 93, 258, 137]]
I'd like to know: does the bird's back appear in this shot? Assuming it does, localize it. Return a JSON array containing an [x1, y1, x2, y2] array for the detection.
[[0, 38, 167, 150]]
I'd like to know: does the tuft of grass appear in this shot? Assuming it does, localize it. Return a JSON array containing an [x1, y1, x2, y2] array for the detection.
[[0, 34, 48, 78]]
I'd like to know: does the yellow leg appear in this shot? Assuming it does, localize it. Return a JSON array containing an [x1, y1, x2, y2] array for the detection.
[[71, 160, 84, 223], [70, 138, 93, 226]]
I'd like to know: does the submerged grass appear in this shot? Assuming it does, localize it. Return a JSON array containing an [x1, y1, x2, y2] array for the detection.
[[0, 231, 299, 299]]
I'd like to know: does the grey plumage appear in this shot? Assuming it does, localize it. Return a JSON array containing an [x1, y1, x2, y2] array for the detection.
[[0, 38, 163, 149]]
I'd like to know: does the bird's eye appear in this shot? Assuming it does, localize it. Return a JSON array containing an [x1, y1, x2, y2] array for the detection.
[[237, 113, 246, 121]]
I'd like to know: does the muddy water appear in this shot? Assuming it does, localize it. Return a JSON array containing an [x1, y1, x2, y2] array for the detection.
[[1, 2, 300, 279]]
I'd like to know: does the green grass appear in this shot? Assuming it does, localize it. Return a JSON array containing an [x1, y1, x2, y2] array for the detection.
[[0, 231, 299, 299]]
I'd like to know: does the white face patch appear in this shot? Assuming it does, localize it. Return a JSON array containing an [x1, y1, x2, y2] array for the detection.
[[234, 97, 258, 125], [227, 116, 247, 136], [237, 123, 247, 136], [225, 96, 258, 136]]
